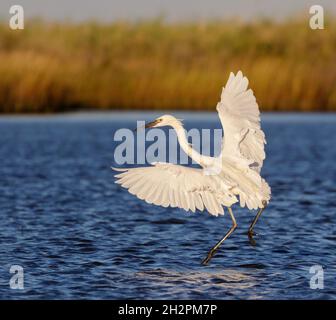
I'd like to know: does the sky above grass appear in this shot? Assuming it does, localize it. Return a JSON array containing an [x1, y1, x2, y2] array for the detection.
[[0, 0, 335, 22]]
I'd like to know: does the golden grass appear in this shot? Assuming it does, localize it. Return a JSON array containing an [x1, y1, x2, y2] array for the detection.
[[0, 18, 335, 113]]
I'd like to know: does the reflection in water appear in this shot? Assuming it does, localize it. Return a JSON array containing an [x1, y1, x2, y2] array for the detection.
[[135, 268, 260, 298], [137, 268, 256, 286]]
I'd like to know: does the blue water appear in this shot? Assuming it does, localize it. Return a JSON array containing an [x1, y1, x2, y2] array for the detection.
[[0, 112, 335, 299]]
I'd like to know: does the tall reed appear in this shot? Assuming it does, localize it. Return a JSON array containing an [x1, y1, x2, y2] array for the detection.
[[0, 17, 335, 113]]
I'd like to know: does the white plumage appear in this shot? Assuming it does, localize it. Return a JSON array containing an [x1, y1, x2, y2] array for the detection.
[[113, 71, 271, 216], [114, 163, 237, 216]]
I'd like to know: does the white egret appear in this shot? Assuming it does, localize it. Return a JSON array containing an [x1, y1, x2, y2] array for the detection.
[[112, 71, 271, 265]]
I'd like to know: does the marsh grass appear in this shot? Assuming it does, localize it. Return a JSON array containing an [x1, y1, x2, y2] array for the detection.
[[0, 17, 335, 113]]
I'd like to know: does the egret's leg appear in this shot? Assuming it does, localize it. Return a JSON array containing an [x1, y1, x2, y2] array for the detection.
[[202, 207, 237, 265], [247, 201, 267, 246]]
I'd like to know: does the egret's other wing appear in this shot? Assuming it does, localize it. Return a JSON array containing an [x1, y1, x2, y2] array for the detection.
[[112, 163, 237, 216], [217, 71, 266, 172]]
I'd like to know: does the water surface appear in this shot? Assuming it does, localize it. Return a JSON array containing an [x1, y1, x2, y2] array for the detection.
[[0, 112, 335, 299]]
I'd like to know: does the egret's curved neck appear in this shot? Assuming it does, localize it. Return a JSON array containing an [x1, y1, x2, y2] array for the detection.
[[171, 122, 203, 165]]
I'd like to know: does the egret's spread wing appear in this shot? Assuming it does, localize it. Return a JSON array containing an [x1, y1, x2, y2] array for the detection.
[[113, 163, 237, 216], [217, 71, 266, 172]]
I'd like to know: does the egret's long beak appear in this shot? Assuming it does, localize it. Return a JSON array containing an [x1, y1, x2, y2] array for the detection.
[[134, 119, 159, 131], [145, 119, 160, 128]]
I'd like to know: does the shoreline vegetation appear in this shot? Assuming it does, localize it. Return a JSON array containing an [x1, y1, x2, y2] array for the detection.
[[0, 17, 335, 113]]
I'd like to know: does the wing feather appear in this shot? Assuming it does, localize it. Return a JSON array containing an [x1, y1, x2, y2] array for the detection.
[[217, 71, 266, 172], [113, 163, 237, 216]]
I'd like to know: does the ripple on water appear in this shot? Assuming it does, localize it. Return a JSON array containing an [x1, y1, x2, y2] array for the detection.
[[0, 114, 336, 299]]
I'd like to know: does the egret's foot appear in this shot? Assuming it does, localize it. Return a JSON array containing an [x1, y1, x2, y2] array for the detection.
[[247, 230, 257, 246], [202, 208, 238, 266], [202, 251, 215, 265]]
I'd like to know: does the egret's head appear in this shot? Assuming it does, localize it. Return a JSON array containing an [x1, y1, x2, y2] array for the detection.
[[144, 115, 182, 129]]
